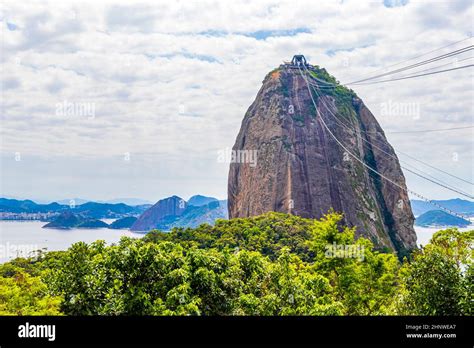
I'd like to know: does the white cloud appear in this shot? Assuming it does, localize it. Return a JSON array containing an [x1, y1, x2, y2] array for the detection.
[[0, 0, 472, 201]]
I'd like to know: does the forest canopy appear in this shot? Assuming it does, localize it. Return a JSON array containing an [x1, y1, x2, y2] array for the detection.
[[0, 212, 472, 316]]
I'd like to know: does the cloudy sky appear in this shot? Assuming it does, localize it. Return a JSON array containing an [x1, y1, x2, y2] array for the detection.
[[1, 0, 473, 203]]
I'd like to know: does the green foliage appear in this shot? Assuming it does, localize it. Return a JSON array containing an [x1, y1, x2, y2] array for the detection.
[[144, 212, 315, 261], [307, 68, 356, 104], [0, 251, 64, 315], [397, 228, 473, 315], [0, 270, 61, 315], [43, 237, 343, 315], [1, 213, 471, 316], [40, 212, 397, 315]]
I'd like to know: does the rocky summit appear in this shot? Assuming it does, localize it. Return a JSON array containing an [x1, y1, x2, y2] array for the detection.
[[228, 60, 417, 255]]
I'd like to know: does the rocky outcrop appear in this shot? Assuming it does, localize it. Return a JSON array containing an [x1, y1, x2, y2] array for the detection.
[[228, 64, 417, 255], [130, 196, 186, 231], [131, 195, 228, 232]]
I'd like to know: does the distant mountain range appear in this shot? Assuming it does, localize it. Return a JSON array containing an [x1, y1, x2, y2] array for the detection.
[[411, 199, 474, 217], [130, 195, 228, 231], [43, 212, 138, 230], [57, 198, 153, 206], [55, 198, 153, 206], [0, 198, 64, 214], [3, 196, 472, 231], [187, 195, 218, 207], [1, 195, 228, 231], [109, 216, 138, 229], [0, 198, 149, 220], [1, 196, 154, 206], [415, 210, 471, 228]]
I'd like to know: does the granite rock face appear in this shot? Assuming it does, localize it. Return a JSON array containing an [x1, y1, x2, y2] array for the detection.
[[228, 65, 417, 255]]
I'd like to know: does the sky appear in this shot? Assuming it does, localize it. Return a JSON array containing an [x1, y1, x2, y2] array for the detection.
[[0, 0, 473, 203]]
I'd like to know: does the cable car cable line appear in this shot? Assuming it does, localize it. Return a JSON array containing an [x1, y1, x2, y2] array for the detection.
[[297, 65, 471, 220], [303, 67, 474, 186]]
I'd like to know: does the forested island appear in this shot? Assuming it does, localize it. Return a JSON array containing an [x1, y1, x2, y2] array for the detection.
[[415, 210, 471, 227]]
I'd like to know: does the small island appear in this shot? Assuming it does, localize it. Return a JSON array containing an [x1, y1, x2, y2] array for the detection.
[[415, 210, 471, 228], [108, 216, 137, 229], [43, 211, 109, 229]]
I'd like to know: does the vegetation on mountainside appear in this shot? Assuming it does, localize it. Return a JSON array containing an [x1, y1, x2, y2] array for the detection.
[[307, 67, 356, 104], [0, 213, 472, 316]]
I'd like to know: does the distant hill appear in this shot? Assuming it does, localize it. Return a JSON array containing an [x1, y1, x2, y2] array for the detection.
[[56, 198, 153, 206], [0, 198, 147, 220], [1, 196, 226, 229], [109, 216, 138, 229], [101, 198, 153, 206], [42, 211, 81, 229], [131, 196, 228, 232], [0, 198, 66, 213], [165, 200, 228, 230], [415, 210, 471, 228], [187, 195, 218, 207], [56, 198, 91, 206], [73, 202, 143, 219], [411, 199, 474, 217], [131, 196, 187, 231], [43, 212, 109, 229]]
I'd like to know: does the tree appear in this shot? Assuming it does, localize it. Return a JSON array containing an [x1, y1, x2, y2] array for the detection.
[[305, 213, 400, 314], [44, 212, 399, 315], [3, 213, 470, 316], [398, 228, 473, 315], [0, 271, 61, 315]]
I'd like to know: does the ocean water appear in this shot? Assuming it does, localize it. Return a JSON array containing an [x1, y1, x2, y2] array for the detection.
[[0, 220, 145, 263], [0, 220, 472, 263], [414, 225, 473, 246]]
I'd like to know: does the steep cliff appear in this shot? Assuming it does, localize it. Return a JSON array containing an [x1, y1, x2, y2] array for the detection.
[[228, 63, 417, 255]]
